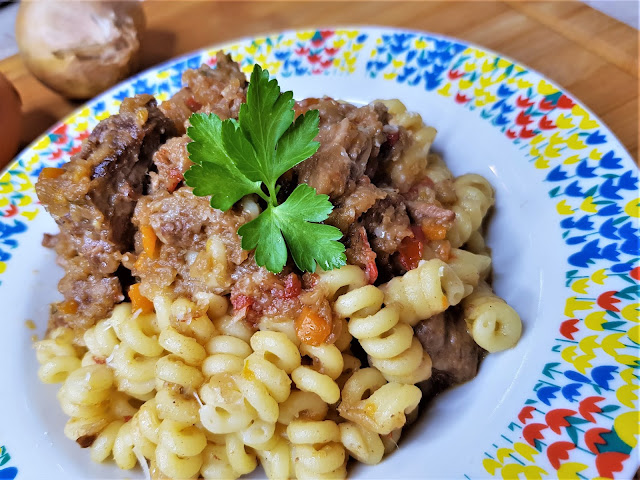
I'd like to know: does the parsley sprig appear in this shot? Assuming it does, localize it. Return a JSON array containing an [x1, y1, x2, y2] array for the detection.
[[184, 64, 346, 274]]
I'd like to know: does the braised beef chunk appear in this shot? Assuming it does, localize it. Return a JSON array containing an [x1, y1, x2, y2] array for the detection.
[[36, 94, 175, 330], [160, 52, 247, 134], [415, 310, 483, 386], [293, 98, 387, 200], [131, 187, 254, 299], [52, 255, 125, 329], [361, 190, 413, 255], [402, 177, 456, 228], [327, 177, 386, 233], [37, 94, 176, 270]]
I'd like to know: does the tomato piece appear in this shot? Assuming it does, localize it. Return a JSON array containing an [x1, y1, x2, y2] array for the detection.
[[283, 273, 302, 298], [185, 96, 202, 111], [365, 259, 378, 284], [166, 167, 183, 193], [398, 225, 425, 271], [129, 284, 154, 314], [295, 306, 331, 346], [231, 294, 254, 311]]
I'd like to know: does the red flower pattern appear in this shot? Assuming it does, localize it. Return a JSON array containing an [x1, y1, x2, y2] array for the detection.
[[518, 406, 536, 424], [547, 441, 576, 469], [539, 115, 556, 130], [522, 423, 548, 446], [455, 93, 470, 104], [579, 396, 605, 423], [597, 290, 621, 312], [596, 452, 629, 478], [585, 427, 610, 454], [516, 95, 534, 108], [516, 111, 533, 126], [539, 98, 555, 110], [545, 409, 576, 434], [556, 94, 574, 109], [519, 127, 536, 139], [560, 319, 579, 340]]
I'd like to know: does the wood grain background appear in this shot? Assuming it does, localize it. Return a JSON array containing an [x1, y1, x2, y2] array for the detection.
[[0, 1, 637, 165]]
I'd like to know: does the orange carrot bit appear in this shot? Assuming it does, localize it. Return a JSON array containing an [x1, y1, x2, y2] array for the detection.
[[58, 299, 78, 315], [421, 222, 448, 241], [140, 225, 158, 259], [40, 167, 65, 179], [295, 306, 331, 346], [129, 284, 154, 314]]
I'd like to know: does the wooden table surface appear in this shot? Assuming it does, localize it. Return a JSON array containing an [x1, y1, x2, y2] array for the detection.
[[1, 0, 638, 164]]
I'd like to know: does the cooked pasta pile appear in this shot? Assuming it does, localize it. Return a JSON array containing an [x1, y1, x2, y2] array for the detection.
[[36, 265, 520, 479], [35, 91, 522, 479]]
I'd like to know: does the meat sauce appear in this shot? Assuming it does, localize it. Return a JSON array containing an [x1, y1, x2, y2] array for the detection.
[[37, 51, 482, 395]]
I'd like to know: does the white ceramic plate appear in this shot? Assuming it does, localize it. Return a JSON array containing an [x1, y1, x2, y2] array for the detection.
[[1, 27, 638, 480]]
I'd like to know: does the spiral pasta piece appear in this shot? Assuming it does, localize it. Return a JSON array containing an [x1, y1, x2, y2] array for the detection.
[[203, 335, 252, 377], [338, 368, 421, 435], [447, 248, 491, 297], [35, 327, 82, 384], [381, 258, 465, 326], [287, 420, 347, 479], [378, 99, 436, 191], [339, 421, 384, 465], [200, 442, 238, 480], [317, 265, 367, 300], [447, 174, 495, 248], [256, 436, 292, 480], [335, 283, 431, 384], [462, 281, 522, 352], [58, 364, 115, 442], [154, 418, 206, 478]]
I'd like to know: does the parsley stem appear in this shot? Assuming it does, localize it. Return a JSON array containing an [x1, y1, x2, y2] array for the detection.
[[254, 188, 270, 204], [266, 180, 279, 207]]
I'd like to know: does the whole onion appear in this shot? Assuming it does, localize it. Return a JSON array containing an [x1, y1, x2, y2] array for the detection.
[[15, 1, 145, 99]]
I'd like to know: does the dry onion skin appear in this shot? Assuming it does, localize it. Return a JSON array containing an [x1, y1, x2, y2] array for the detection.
[[15, 1, 145, 100], [0, 73, 22, 168]]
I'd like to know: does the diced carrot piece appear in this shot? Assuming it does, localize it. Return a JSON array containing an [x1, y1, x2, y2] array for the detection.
[[295, 306, 331, 346], [421, 222, 447, 241], [58, 299, 78, 314], [40, 167, 65, 179], [140, 225, 158, 259], [129, 284, 154, 314]]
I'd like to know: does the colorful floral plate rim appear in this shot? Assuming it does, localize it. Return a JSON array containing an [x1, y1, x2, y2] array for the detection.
[[0, 27, 638, 480]]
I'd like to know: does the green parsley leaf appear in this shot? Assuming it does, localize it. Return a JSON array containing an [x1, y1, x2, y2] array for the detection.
[[184, 63, 346, 273], [238, 65, 296, 185], [238, 184, 346, 273], [184, 113, 262, 211]]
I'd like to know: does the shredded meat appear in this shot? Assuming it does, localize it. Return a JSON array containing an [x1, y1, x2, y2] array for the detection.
[[294, 98, 387, 200], [160, 52, 247, 133], [327, 177, 386, 233], [132, 187, 254, 299], [361, 191, 413, 256], [149, 135, 192, 193]]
